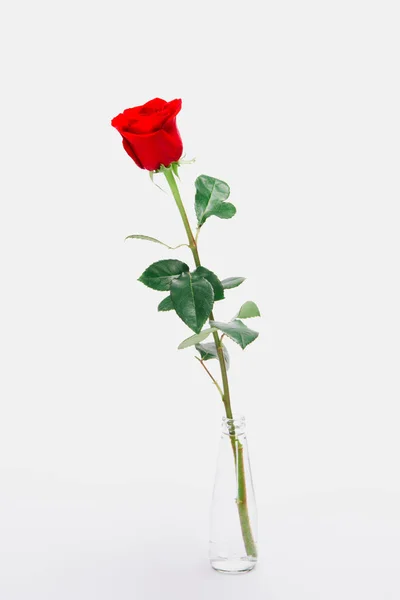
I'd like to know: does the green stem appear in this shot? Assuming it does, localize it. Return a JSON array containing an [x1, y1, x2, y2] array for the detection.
[[163, 167, 257, 558], [163, 168, 200, 268], [195, 356, 224, 399], [235, 438, 257, 557]]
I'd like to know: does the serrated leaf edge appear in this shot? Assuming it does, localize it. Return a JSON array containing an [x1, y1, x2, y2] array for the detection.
[[178, 327, 217, 350]]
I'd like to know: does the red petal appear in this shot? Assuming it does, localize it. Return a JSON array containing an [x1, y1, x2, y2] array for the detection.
[[122, 138, 144, 169]]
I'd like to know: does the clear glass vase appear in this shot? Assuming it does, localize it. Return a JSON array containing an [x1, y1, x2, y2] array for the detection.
[[209, 415, 258, 574]]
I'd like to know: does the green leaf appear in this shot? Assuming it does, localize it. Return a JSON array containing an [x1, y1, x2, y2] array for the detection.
[[236, 301, 261, 319], [158, 296, 174, 311], [178, 327, 217, 350], [195, 175, 236, 226], [148, 171, 165, 192], [138, 259, 189, 291], [126, 234, 187, 250], [195, 342, 230, 369], [192, 266, 224, 301], [221, 277, 246, 290], [209, 319, 259, 349], [171, 272, 214, 333], [171, 162, 180, 179]]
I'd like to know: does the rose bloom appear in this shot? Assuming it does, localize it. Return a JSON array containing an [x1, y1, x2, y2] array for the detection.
[[111, 98, 183, 171]]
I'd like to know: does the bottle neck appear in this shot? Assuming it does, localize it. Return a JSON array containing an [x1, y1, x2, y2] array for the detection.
[[222, 415, 246, 436]]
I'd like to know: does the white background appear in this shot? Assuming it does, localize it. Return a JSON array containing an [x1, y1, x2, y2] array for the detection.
[[1, 0, 400, 598]]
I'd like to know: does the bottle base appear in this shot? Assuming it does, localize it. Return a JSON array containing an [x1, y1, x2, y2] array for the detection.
[[210, 557, 257, 574]]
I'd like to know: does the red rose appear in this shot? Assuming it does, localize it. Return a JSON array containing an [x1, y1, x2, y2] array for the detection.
[[111, 98, 183, 171]]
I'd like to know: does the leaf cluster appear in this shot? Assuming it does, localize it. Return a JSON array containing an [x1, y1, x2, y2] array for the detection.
[[129, 173, 261, 369]]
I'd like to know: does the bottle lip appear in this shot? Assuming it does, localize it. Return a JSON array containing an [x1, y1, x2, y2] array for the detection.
[[222, 414, 245, 424], [221, 414, 246, 435]]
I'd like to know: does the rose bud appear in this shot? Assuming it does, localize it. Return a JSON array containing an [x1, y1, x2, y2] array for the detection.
[[111, 98, 183, 171]]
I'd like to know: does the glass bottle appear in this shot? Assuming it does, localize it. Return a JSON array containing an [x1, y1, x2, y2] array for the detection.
[[209, 415, 258, 573]]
